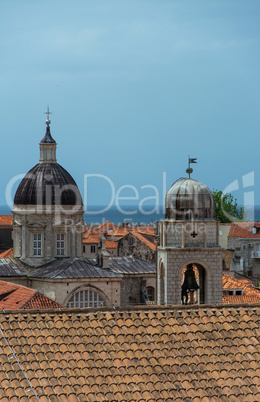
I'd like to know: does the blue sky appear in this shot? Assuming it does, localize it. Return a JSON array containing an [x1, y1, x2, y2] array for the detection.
[[0, 0, 259, 210]]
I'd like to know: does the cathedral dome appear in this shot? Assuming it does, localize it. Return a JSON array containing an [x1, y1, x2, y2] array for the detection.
[[14, 163, 82, 206], [165, 178, 214, 221], [14, 114, 82, 207]]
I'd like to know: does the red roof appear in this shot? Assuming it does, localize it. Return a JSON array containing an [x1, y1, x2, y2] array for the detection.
[[228, 222, 260, 238], [223, 295, 260, 304], [131, 232, 156, 252], [222, 273, 260, 298], [0, 215, 13, 226], [0, 280, 63, 310], [105, 240, 118, 249], [98, 221, 116, 231], [0, 248, 14, 258]]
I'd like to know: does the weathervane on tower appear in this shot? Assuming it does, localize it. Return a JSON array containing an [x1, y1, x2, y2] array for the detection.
[[186, 156, 197, 179], [44, 106, 52, 125]]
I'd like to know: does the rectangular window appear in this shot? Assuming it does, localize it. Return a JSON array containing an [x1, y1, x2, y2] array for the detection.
[[255, 244, 260, 257], [91, 245, 96, 253], [57, 233, 65, 256], [33, 233, 42, 256]]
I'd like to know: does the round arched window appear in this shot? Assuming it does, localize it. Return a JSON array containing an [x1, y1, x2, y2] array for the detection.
[[67, 288, 106, 308]]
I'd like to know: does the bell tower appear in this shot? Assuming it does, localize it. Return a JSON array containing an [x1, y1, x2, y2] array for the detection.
[[157, 171, 223, 305]]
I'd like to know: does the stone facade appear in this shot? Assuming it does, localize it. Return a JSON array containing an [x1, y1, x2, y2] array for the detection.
[[30, 277, 122, 307], [118, 233, 156, 262], [228, 236, 260, 278], [157, 246, 223, 305], [12, 205, 84, 267], [120, 275, 156, 305]]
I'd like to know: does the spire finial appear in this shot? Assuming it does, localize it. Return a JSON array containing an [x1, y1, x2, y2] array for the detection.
[[186, 156, 197, 178], [44, 106, 52, 126]]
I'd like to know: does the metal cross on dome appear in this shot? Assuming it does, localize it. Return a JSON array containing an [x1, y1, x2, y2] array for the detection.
[[45, 106, 52, 124]]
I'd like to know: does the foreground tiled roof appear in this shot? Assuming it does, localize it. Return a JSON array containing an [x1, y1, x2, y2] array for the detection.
[[0, 304, 260, 400], [0, 280, 63, 310], [228, 222, 260, 238], [0, 215, 13, 226], [0, 248, 14, 258]]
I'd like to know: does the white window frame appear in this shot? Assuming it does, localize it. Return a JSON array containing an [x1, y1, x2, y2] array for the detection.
[[67, 288, 106, 308], [33, 233, 42, 257], [56, 233, 65, 256]]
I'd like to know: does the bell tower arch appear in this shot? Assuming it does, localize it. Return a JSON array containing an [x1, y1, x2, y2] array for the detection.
[[157, 177, 223, 305]]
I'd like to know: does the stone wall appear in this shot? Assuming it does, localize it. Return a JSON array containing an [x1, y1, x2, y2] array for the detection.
[[120, 275, 156, 306], [157, 247, 223, 305], [118, 233, 155, 262]]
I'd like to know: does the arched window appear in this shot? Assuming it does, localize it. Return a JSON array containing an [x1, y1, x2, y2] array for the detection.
[[67, 288, 106, 308], [147, 286, 155, 301]]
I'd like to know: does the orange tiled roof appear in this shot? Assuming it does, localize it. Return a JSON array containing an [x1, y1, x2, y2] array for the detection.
[[228, 222, 260, 238], [106, 226, 155, 238], [98, 221, 116, 231], [223, 295, 260, 304], [0, 280, 63, 310], [131, 231, 156, 251], [222, 273, 260, 297], [0, 305, 260, 400], [0, 215, 13, 226], [0, 247, 13, 258], [105, 240, 118, 249], [83, 228, 102, 244]]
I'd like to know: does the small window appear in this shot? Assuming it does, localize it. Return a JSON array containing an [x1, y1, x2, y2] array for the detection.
[[49, 148, 53, 160], [147, 286, 155, 301], [83, 245, 86, 253], [129, 237, 134, 245], [91, 245, 96, 253], [235, 290, 242, 295], [44, 149, 47, 160], [33, 233, 42, 256], [56, 233, 65, 256]]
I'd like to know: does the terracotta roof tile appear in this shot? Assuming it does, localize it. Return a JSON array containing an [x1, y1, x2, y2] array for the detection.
[[228, 222, 260, 238], [222, 273, 260, 300], [0, 280, 63, 310], [0, 305, 260, 399], [0, 215, 13, 226], [0, 248, 14, 258], [130, 232, 156, 251]]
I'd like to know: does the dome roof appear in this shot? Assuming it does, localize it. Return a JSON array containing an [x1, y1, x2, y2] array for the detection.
[[14, 163, 82, 206], [165, 178, 214, 221]]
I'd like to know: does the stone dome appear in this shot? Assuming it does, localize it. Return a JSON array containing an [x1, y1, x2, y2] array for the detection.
[[14, 163, 82, 206], [165, 178, 215, 221]]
